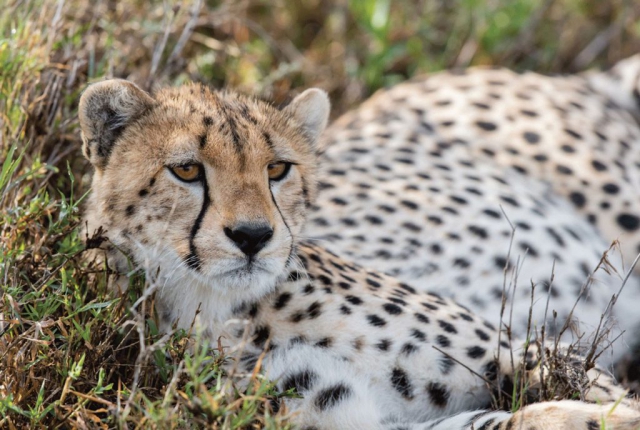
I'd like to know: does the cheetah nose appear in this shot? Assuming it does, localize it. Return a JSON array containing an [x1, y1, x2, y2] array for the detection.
[[224, 224, 274, 258]]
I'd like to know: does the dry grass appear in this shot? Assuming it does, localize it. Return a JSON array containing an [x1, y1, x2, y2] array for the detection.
[[2, 0, 640, 428]]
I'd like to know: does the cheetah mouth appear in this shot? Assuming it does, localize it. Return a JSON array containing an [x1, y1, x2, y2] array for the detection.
[[207, 256, 276, 280]]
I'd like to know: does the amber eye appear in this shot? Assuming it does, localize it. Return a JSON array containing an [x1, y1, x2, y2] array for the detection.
[[170, 164, 202, 182], [267, 162, 291, 181]]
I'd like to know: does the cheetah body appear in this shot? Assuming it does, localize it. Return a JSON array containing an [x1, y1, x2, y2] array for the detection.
[[309, 56, 640, 365], [79, 77, 640, 429]]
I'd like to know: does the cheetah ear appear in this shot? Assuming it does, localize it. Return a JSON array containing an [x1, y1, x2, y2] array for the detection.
[[283, 88, 330, 143], [79, 79, 155, 169]]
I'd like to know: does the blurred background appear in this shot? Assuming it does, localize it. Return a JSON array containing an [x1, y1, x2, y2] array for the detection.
[[1, 0, 640, 427]]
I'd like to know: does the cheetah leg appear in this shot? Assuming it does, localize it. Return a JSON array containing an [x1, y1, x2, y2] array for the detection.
[[283, 398, 640, 430], [403, 401, 640, 430]]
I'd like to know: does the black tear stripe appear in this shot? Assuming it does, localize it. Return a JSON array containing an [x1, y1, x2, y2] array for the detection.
[[186, 177, 211, 270], [269, 185, 294, 268]]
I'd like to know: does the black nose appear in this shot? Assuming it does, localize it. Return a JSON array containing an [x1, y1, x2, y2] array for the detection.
[[224, 224, 274, 257]]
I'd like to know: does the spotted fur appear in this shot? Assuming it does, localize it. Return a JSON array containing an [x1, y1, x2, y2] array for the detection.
[[309, 55, 640, 368], [80, 79, 640, 429]]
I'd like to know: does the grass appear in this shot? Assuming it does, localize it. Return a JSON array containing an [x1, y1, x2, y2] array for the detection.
[[1, 0, 640, 427]]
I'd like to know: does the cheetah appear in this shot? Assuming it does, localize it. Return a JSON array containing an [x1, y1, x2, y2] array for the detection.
[[308, 55, 640, 370], [79, 79, 640, 429]]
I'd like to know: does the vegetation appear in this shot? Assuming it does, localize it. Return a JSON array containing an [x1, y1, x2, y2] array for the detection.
[[1, 0, 639, 427]]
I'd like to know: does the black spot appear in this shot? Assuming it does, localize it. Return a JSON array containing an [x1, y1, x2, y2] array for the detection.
[[436, 335, 451, 347], [402, 222, 422, 232], [438, 356, 456, 374], [483, 208, 501, 219], [401, 342, 419, 355], [138, 189, 149, 197], [240, 353, 259, 371], [422, 302, 439, 311], [556, 164, 573, 175], [391, 367, 414, 399], [315, 337, 332, 348], [383, 303, 403, 315], [430, 243, 443, 254], [546, 227, 565, 247], [366, 278, 381, 288], [523, 131, 540, 144], [415, 313, 430, 324], [427, 215, 443, 225], [282, 370, 318, 393], [457, 312, 472, 321], [338, 281, 351, 290], [290, 311, 305, 323], [253, 325, 270, 349], [569, 191, 586, 208], [602, 183, 620, 194], [367, 314, 387, 327], [398, 283, 416, 294], [475, 329, 490, 341], [339, 305, 352, 315], [519, 241, 539, 257], [483, 360, 499, 381], [453, 258, 470, 268], [376, 338, 392, 351], [400, 200, 419, 210], [273, 292, 292, 310], [468, 225, 488, 239], [388, 297, 407, 306], [332, 197, 348, 206], [586, 420, 599, 430], [467, 346, 487, 359], [302, 284, 315, 295], [473, 102, 490, 109], [411, 329, 427, 342], [476, 121, 497, 131], [591, 160, 607, 171], [317, 274, 332, 286], [198, 133, 207, 148], [564, 128, 582, 139], [345, 295, 363, 305], [500, 196, 519, 207], [307, 301, 322, 319], [618, 213, 640, 231], [438, 320, 457, 334], [450, 195, 468, 205], [314, 384, 352, 411], [427, 382, 449, 407], [125, 205, 135, 216]]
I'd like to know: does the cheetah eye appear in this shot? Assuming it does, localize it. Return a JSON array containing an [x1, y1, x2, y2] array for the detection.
[[267, 162, 291, 181], [169, 164, 202, 182]]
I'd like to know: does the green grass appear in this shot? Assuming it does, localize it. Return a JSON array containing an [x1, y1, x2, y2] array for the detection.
[[1, 0, 639, 427]]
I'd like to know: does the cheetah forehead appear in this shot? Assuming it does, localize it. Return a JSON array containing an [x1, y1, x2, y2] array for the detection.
[[78, 79, 330, 173]]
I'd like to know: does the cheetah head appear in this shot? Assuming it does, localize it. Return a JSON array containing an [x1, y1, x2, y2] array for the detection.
[[79, 80, 329, 304]]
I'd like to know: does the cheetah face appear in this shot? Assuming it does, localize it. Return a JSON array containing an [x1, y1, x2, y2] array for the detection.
[[79, 80, 329, 298]]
